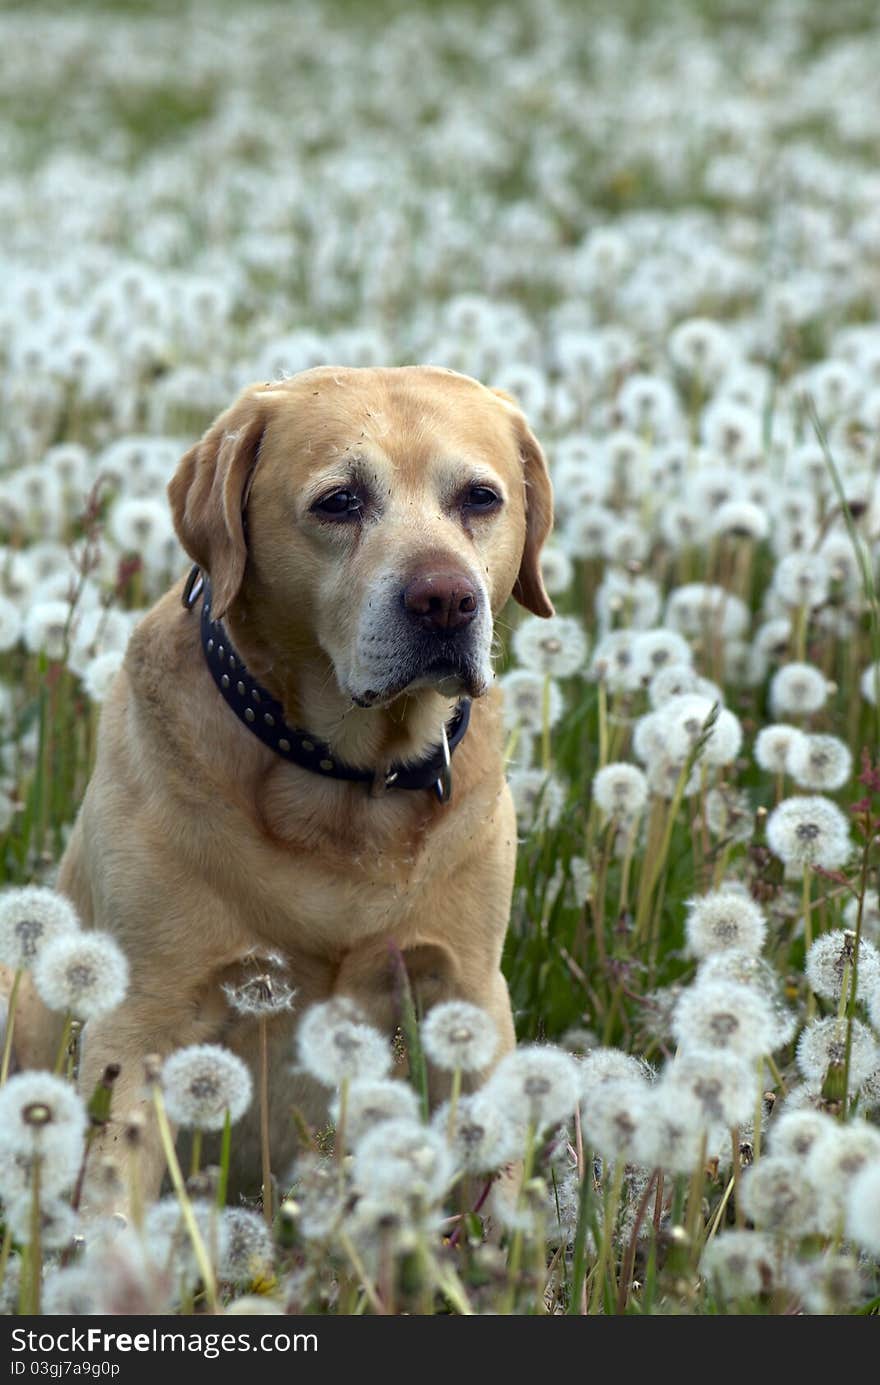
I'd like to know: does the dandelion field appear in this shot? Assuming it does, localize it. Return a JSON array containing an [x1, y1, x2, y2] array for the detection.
[[4, 0, 880, 1318]]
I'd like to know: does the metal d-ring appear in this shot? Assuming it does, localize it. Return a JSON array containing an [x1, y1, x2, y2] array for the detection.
[[434, 721, 453, 804], [182, 564, 204, 610]]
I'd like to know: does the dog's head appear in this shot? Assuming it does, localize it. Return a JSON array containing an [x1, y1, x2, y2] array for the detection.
[[168, 365, 553, 708]]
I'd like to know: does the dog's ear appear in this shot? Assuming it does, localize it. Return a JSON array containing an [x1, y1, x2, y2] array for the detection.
[[167, 390, 268, 621], [491, 389, 555, 618]]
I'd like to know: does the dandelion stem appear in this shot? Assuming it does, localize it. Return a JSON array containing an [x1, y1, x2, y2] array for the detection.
[[597, 678, 608, 770], [52, 1013, 74, 1076], [616, 1168, 658, 1314], [803, 866, 816, 1020], [29, 1154, 42, 1316], [189, 1129, 202, 1178], [705, 1175, 736, 1247], [503, 1120, 537, 1313], [338, 1231, 385, 1314], [216, 1108, 232, 1210], [446, 1065, 462, 1143], [541, 672, 553, 771], [0, 1224, 12, 1294], [260, 1014, 273, 1226], [731, 1126, 745, 1228], [0, 967, 23, 1086], [150, 1084, 218, 1313], [590, 1160, 624, 1314]]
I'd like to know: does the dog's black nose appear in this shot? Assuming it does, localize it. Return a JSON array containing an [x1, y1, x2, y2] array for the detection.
[[403, 571, 478, 632]]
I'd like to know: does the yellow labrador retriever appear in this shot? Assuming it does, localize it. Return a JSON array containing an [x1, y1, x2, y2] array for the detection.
[[18, 364, 553, 1199]]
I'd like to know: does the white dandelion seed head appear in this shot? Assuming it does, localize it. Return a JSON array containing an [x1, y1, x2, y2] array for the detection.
[[219, 1208, 275, 1283], [512, 614, 588, 677], [221, 950, 297, 1017], [685, 889, 767, 959], [739, 1155, 819, 1235], [144, 1198, 228, 1288], [846, 1161, 880, 1257], [633, 1084, 708, 1173], [660, 694, 742, 768], [860, 661, 880, 706], [507, 768, 566, 833], [538, 545, 574, 596], [796, 1016, 880, 1090], [765, 795, 851, 873], [671, 979, 781, 1059], [754, 723, 808, 775], [353, 1117, 453, 1206], [787, 734, 853, 792], [81, 650, 125, 703], [296, 1000, 392, 1087], [753, 618, 793, 662], [421, 1000, 499, 1073], [648, 663, 721, 709], [0, 595, 22, 652], [808, 1121, 880, 1235], [290, 1153, 347, 1242], [769, 662, 831, 718], [498, 669, 564, 734], [161, 1044, 253, 1130], [582, 1073, 652, 1162], [0, 1071, 87, 1164], [591, 762, 649, 821], [486, 1044, 580, 1132], [632, 630, 695, 681], [701, 1230, 777, 1299], [579, 1047, 654, 1106], [632, 711, 666, 765], [710, 499, 770, 543], [5, 1193, 78, 1252], [595, 570, 661, 634], [773, 551, 831, 609], [790, 1254, 865, 1316], [704, 785, 754, 843], [590, 629, 640, 693], [646, 756, 702, 800], [0, 1134, 82, 1202], [601, 515, 651, 567], [109, 496, 175, 556], [664, 1050, 758, 1129], [697, 951, 797, 1046], [805, 929, 880, 1004], [665, 583, 750, 641], [843, 890, 880, 945], [23, 600, 73, 660], [432, 1088, 522, 1173], [41, 1264, 105, 1316], [767, 1107, 838, 1162], [568, 856, 593, 906], [0, 885, 80, 970], [33, 929, 129, 1020], [332, 1078, 420, 1148], [562, 502, 616, 560]]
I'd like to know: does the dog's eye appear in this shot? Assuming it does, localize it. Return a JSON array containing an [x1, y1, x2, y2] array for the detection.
[[464, 486, 500, 511], [312, 489, 363, 518]]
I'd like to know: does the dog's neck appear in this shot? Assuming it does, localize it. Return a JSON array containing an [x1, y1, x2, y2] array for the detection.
[[218, 601, 460, 773]]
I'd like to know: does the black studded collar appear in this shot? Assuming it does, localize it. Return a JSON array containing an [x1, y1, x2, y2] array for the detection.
[[182, 566, 471, 802]]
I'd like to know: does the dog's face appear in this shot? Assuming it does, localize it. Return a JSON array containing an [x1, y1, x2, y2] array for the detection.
[[169, 365, 553, 708]]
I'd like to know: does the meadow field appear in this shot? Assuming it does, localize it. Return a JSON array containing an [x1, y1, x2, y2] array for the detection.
[[2, 0, 880, 1315]]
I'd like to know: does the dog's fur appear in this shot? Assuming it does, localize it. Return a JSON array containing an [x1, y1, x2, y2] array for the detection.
[[15, 365, 553, 1201]]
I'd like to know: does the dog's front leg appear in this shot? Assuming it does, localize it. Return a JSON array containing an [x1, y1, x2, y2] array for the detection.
[[75, 1004, 218, 1219]]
